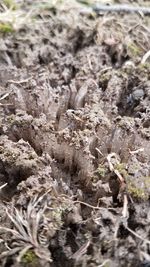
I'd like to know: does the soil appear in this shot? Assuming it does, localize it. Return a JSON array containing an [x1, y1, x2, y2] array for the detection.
[[0, 1, 150, 267]]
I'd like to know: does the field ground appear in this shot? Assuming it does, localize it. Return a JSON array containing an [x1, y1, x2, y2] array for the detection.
[[0, 0, 150, 266]]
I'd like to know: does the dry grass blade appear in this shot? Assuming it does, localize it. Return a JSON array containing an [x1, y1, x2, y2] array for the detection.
[[0, 247, 21, 259], [6, 209, 29, 241], [71, 240, 90, 260], [0, 93, 10, 101], [0, 183, 7, 190], [0, 6, 33, 30], [98, 259, 111, 267], [0, 226, 20, 237], [0, 194, 52, 262], [141, 50, 150, 64], [30, 209, 42, 247], [15, 208, 34, 244]]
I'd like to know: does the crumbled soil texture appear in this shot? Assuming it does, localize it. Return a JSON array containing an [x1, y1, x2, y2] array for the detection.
[[0, 1, 150, 267]]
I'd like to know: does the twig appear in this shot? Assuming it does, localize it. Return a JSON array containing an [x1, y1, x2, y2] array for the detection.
[[73, 200, 115, 211], [7, 77, 32, 84], [0, 103, 13, 106], [98, 152, 149, 246], [73, 200, 106, 210], [99, 67, 112, 74], [129, 148, 144, 155], [122, 194, 128, 218], [107, 153, 125, 185], [107, 152, 129, 240], [53, 194, 116, 211], [125, 225, 150, 245], [93, 4, 150, 15], [114, 194, 129, 238]]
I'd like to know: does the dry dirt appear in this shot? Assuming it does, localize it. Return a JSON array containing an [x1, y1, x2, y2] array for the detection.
[[0, 1, 150, 267]]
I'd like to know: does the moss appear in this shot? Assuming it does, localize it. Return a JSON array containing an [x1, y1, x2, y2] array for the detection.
[[50, 203, 71, 228], [114, 163, 128, 178], [99, 72, 111, 90], [99, 72, 110, 82], [122, 64, 135, 75], [21, 250, 39, 265], [127, 176, 150, 201], [138, 62, 150, 72], [92, 175, 99, 183], [114, 164, 149, 201], [0, 23, 14, 34], [127, 42, 142, 58], [95, 165, 108, 181], [51, 208, 63, 226], [7, 115, 15, 123], [2, 0, 17, 10], [104, 262, 111, 267], [144, 176, 150, 186], [127, 182, 148, 201], [77, 0, 92, 5], [97, 166, 107, 178]]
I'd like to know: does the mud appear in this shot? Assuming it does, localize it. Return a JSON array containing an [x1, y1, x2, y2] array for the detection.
[[0, 1, 150, 266]]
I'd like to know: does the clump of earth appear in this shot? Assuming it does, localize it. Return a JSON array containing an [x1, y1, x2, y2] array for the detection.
[[0, 0, 150, 266]]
